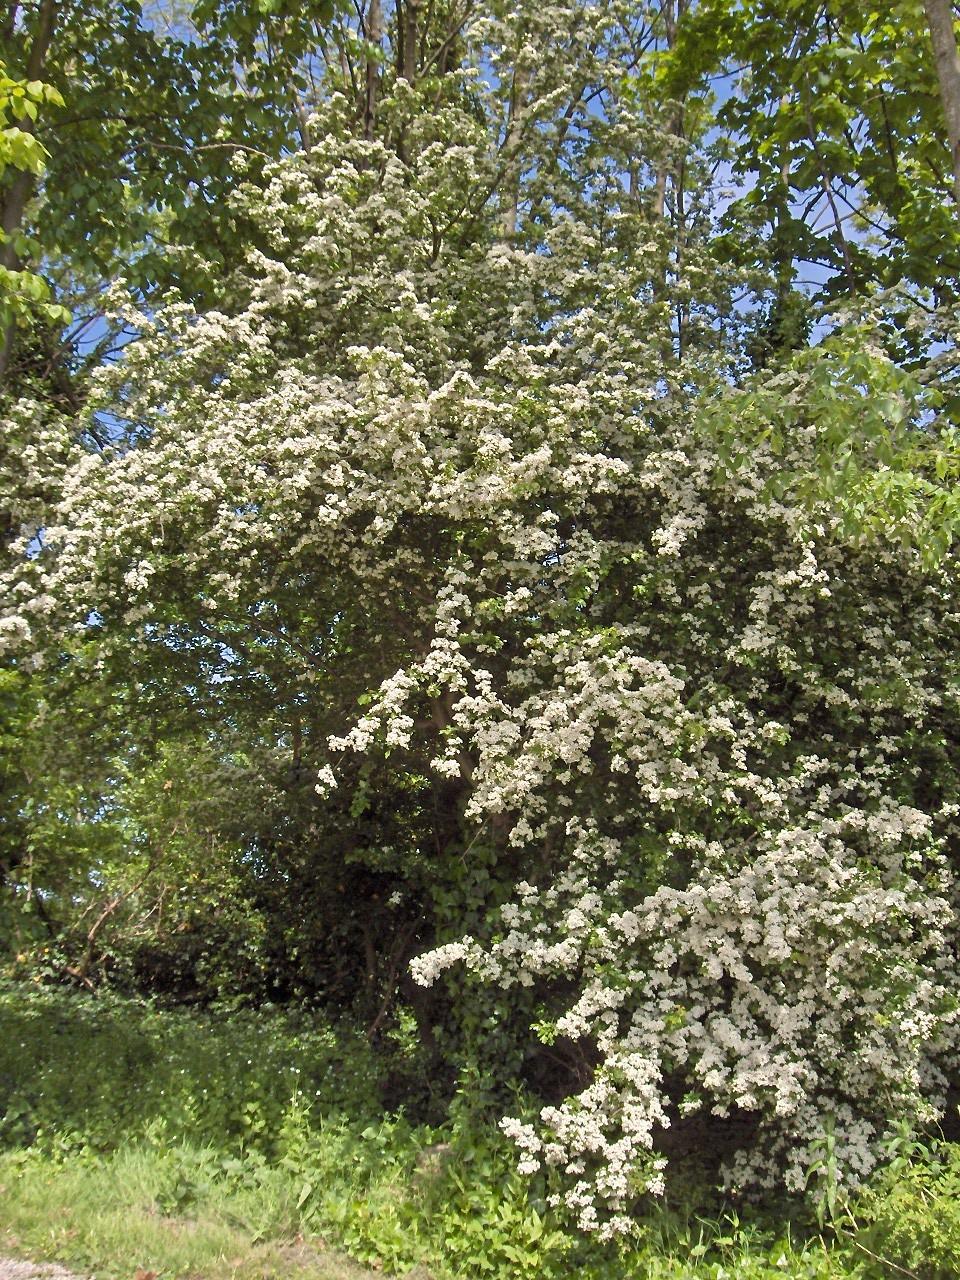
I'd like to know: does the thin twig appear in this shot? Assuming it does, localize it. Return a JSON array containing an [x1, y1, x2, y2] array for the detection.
[[841, 1231, 921, 1279]]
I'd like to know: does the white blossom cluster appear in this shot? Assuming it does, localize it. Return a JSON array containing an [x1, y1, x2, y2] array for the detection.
[[3, 0, 959, 1236]]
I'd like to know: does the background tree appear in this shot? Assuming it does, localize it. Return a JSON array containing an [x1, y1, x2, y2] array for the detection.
[[1, 0, 340, 388], [665, 0, 960, 358]]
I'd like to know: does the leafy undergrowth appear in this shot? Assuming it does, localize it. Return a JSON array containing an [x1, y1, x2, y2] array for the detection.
[[0, 1135, 851, 1280], [1, 984, 959, 1279], [0, 981, 380, 1149]]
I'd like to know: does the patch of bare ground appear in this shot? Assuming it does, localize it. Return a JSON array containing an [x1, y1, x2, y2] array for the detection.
[[0, 1236, 419, 1280]]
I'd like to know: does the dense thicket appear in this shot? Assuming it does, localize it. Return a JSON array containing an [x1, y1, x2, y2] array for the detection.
[[2, 0, 960, 1238]]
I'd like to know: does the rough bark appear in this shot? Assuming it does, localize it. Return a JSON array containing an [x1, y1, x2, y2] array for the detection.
[[401, 0, 421, 83], [925, 0, 960, 204], [363, 0, 384, 141]]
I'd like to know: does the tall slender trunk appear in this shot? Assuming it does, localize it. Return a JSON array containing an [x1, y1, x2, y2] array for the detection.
[[363, 0, 383, 141], [652, 0, 686, 359], [500, 63, 529, 238], [924, 0, 960, 205], [401, 0, 421, 83], [652, 0, 683, 218], [2, 0, 21, 44]]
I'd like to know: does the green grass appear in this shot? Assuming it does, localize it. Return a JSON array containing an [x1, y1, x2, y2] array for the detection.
[[0, 1143, 376, 1279], [0, 1134, 856, 1280], [1, 983, 959, 1279]]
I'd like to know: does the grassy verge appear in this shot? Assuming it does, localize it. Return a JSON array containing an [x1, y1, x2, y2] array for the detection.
[[0, 1143, 375, 1280], [1, 984, 958, 1278]]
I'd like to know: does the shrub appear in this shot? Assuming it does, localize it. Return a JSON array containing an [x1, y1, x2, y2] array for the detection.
[[0, 982, 379, 1150]]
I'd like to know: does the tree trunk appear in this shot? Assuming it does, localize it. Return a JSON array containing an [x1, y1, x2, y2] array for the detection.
[[652, 0, 683, 218], [3, 0, 20, 45], [363, 0, 383, 141], [925, 0, 960, 204], [500, 64, 529, 238], [401, 0, 421, 83]]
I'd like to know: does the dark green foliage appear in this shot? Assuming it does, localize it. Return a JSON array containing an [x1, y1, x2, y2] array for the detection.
[[3, 0, 339, 294], [849, 1135, 960, 1279], [0, 982, 379, 1148]]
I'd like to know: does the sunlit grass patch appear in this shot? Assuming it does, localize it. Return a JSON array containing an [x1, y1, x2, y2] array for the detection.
[[0, 1143, 379, 1280]]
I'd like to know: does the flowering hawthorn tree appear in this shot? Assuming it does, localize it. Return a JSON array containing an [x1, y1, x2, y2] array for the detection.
[[3, 0, 960, 1236]]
